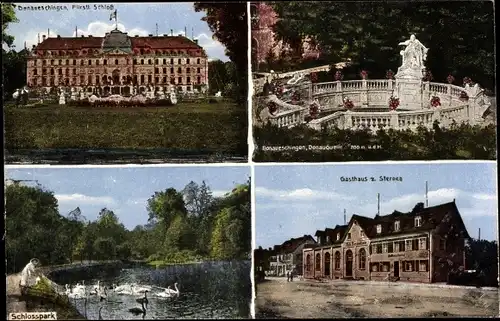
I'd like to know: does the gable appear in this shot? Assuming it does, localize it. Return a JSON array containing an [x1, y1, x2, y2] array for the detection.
[[340, 219, 370, 244]]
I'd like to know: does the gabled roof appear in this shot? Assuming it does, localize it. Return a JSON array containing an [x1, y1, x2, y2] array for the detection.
[[316, 224, 349, 245], [275, 235, 316, 254]]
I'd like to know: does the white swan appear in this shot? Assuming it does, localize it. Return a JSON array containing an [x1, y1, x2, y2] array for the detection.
[[164, 283, 180, 295], [114, 284, 135, 296], [132, 284, 151, 293]]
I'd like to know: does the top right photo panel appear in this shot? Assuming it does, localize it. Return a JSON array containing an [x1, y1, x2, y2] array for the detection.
[[251, 1, 496, 162]]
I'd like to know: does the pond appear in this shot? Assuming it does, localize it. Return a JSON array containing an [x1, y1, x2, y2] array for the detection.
[[49, 261, 251, 320]]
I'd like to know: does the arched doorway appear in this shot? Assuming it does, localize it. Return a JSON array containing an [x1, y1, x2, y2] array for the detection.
[[345, 250, 353, 277], [324, 252, 331, 277], [112, 69, 120, 85]]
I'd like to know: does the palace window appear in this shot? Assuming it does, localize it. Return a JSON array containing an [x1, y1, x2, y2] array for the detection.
[[148, 75, 152, 83], [405, 240, 413, 251], [163, 59, 167, 64], [65, 69, 69, 76], [50, 78, 54, 86], [162, 76, 167, 83], [87, 60, 91, 65], [186, 67, 191, 74], [197, 67, 201, 74], [73, 68, 76, 75], [171, 58, 174, 64], [58, 59, 62, 65], [58, 68, 62, 75], [186, 58, 190, 64], [347, 233, 351, 240], [178, 76, 182, 84], [140, 75, 145, 84], [418, 238, 426, 250], [177, 67, 182, 73], [419, 260, 429, 272], [154, 67, 159, 73], [197, 58, 200, 64], [315, 253, 321, 271], [359, 248, 366, 270], [155, 59, 159, 64], [66, 59, 69, 65], [140, 59, 144, 65], [49, 59, 54, 65], [403, 261, 413, 272], [415, 216, 422, 227], [96, 60, 100, 65], [155, 77, 159, 83], [133, 59, 137, 65], [163, 67, 167, 74], [382, 243, 388, 253], [81, 60, 84, 66], [34, 69, 38, 76], [73, 59, 76, 65], [197, 76, 201, 84], [104, 59, 108, 65], [394, 220, 400, 231], [50, 68, 54, 75], [334, 251, 341, 270], [376, 224, 382, 234], [80, 75, 84, 83], [148, 59, 152, 65], [96, 75, 100, 84], [186, 76, 191, 84], [178, 58, 182, 64]]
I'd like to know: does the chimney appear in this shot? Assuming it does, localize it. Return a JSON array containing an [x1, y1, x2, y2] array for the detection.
[[170, 29, 173, 36], [81, 35, 84, 38], [425, 181, 429, 207], [193, 39, 198, 44], [148, 34, 153, 37], [343, 209, 346, 225], [377, 193, 380, 215], [478, 228, 481, 240], [57, 35, 61, 38], [42, 35, 46, 41]]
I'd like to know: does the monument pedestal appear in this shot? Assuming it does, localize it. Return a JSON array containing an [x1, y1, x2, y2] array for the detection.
[[394, 77, 423, 110]]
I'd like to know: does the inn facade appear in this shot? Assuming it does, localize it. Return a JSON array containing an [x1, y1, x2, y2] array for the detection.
[[303, 201, 470, 283], [26, 28, 209, 96]]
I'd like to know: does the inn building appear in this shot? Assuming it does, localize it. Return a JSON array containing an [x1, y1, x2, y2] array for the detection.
[[303, 201, 470, 283], [26, 28, 209, 96], [268, 235, 316, 276]]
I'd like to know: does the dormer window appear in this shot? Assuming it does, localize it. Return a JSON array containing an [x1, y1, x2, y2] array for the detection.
[[326, 236, 330, 243], [394, 220, 400, 231], [415, 216, 422, 227], [347, 233, 351, 240], [336, 233, 340, 241], [376, 224, 382, 234]]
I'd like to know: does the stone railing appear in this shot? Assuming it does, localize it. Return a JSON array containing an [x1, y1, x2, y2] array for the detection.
[[308, 104, 471, 131], [263, 95, 308, 129]]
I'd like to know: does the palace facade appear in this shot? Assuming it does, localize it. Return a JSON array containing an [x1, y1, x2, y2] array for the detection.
[[303, 201, 470, 283], [26, 29, 209, 96]]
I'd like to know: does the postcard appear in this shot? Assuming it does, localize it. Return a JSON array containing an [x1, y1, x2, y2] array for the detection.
[[250, 1, 496, 162], [3, 2, 248, 164]]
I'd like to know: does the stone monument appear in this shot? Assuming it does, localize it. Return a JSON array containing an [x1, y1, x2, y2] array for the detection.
[[395, 34, 429, 110]]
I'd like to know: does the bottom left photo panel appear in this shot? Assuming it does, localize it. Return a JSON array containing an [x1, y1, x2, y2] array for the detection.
[[5, 165, 252, 320]]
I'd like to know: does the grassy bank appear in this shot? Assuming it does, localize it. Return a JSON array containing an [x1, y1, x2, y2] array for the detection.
[[5, 101, 247, 154]]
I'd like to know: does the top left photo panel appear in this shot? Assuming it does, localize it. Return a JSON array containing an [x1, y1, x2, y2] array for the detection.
[[3, 2, 248, 164]]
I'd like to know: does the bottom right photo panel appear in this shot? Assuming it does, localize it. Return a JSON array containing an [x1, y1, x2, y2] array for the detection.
[[253, 162, 498, 318]]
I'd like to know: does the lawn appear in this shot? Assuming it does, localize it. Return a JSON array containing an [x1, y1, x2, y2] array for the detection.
[[4, 101, 248, 159]]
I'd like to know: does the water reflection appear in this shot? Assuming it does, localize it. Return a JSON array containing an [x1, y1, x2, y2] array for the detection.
[[53, 261, 251, 319]]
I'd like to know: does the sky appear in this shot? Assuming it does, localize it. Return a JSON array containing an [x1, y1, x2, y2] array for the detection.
[[5, 2, 229, 61], [5, 166, 250, 230], [255, 163, 498, 249]]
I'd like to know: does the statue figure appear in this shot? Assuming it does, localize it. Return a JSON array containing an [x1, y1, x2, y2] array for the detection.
[[59, 91, 66, 105], [20, 258, 40, 287], [398, 34, 429, 69]]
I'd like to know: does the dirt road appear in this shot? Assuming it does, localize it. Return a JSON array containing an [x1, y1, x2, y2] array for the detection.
[[255, 278, 499, 318]]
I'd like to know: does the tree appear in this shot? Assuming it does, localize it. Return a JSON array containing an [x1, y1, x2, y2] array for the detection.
[[194, 2, 248, 102], [146, 188, 187, 228], [2, 3, 18, 48], [182, 180, 214, 217], [163, 214, 195, 252]]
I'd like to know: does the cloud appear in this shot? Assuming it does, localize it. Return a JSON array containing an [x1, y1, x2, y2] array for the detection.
[[125, 198, 148, 206], [72, 21, 149, 37], [362, 188, 497, 217], [212, 190, 230, 197], [255, 187, 355, 202], [55, 193, 117, 206]]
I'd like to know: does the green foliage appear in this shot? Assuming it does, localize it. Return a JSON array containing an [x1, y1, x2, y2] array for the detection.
[[5, 179, 250, 274], [1, 3, 18, 47], [270, 1, 495, 89], [253, 122, 496, 161], [4, 102, 247, 155]]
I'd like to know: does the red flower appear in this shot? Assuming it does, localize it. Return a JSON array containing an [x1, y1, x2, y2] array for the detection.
[[360, 70, 368, 79], [310, 72, 318, 83], [430, 96, 441, 107], [309, 103, 319, 118], [334, 70, 343, 81], [343, 98, 354, 109], [389, 96, 400, 110], [386, 70, 394, 80], [446, 75, 455, 84], [291, 91, 300, 102], [268, 101, 278, 115]]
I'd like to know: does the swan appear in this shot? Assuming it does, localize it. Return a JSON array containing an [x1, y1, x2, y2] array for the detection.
[[136, 291, 149, 308], [156, 290, 174, 298], [133, 284, 151, 293], [128, 300, 146, 315], [164, 282, 180, 295]]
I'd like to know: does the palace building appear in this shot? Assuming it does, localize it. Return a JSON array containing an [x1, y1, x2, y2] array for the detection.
[[302, 201, 471, 283], [26, 28, 209, 96]]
